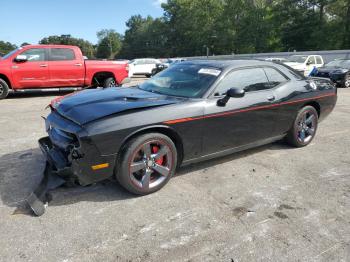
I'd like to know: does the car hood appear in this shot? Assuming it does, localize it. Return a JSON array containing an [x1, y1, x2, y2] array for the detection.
[[54, 87, 182, 125], [318, 67, 348, 73], [284, 62, 304, 69]]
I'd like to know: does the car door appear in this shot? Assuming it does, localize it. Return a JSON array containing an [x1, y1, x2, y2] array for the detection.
[[11, 47, 49, 88], [315, 56, 324, 68], [48, 48, 85, 87], [305, 56, 316, 76], [145, 59, 158, 74], [202, 67, 281, 155], [133, 59, 146, 74]]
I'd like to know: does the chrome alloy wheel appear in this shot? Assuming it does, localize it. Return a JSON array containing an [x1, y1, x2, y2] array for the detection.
[[109, 79, 116, 87], [296, 110, 317, 143], [129, 140, 173, 190], [345, 75, 350, 88]]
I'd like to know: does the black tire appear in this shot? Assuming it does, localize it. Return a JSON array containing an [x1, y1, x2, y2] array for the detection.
[[344, 73, 350, 88], [103, 77, 117, 88], [0, 78, 10, 99], [116, 133, 177, 195], [151, 69, 157, 76], [286, 106, 318, 147]]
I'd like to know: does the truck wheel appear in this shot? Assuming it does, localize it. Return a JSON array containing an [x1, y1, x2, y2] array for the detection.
[[0, 79, 10, 99], [286, 106, 318, 148], [116, 133, 177, 195], [103, 77, 117, 88]]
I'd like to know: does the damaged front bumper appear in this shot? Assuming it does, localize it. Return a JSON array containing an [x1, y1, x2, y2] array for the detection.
[[26, 137, 70, 216], [27, 135, 116, 216]]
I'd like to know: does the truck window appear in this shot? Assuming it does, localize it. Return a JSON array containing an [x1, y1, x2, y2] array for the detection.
[[307, 56, 316, 65], [50, 48, 75, 61], [316, 56, 323, 64], [21, 48, 46, 61]]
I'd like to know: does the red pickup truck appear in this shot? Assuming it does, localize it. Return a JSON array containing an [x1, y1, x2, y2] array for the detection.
[[0, 44, 129, 99]]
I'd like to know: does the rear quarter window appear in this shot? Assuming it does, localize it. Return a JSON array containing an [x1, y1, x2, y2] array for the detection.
[[263, 67, 288, 88]]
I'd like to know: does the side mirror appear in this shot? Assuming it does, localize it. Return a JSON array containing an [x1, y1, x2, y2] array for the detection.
[[14, 55, 27, 62], [227, 88, 245, 98], [306, 61, 311, 65], [217, 88, 245, 106]]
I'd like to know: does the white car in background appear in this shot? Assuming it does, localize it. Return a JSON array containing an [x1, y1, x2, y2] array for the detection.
[[128, 58, 161, 78], [284, 55, 324, 76]]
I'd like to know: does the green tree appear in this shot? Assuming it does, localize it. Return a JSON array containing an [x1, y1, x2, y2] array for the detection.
[[162, 0, 224, 56], [39, 34, 95, 58], [118, 15, 170, 59], [0, 41, 17, 56], [96, 29, 123, 59]]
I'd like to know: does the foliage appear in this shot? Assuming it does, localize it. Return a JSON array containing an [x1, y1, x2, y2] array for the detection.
[[96, 29, 123, 59], [1, 0, 350, 58], [39, 34, 95, 58], [0, 41, 17, 56]]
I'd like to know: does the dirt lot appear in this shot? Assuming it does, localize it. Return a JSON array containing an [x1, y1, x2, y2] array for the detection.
[[0, 81, 349, 262]]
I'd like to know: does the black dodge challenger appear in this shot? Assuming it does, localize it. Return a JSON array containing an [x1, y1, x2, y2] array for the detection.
[[38, 60, 337, 198]]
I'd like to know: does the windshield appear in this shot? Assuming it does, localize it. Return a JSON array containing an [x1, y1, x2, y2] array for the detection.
[[288, 55, 307, 63], [2, 48, 21, 60], [138, 64, 221, 98], [325, 60, 350, 69]]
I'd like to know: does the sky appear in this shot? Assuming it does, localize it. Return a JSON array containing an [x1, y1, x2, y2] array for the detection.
[[0, 0, 166, 46]]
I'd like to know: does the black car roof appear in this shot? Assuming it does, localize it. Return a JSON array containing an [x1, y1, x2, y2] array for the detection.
[[181, 59, 278, 70]]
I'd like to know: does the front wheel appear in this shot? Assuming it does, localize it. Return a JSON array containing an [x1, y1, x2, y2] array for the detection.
[[103, 77, 117, 88], [286, 106, 318, 147], [344, 73, 350, 88], [0, 79, 10, 99], [116, 133, 177, 195]]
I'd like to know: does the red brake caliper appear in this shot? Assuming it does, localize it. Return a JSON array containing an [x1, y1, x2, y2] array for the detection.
[[152, 146, 164, 165]]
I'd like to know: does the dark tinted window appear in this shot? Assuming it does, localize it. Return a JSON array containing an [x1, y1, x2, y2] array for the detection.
[[263, 67, 288, 88], [214, 68, 270, 95], [21, 48, 46, 61], [139, 64, 220, 98], [50, 48, 75, 61]]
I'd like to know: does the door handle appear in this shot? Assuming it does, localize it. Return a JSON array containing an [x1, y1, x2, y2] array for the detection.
[[267, 95, 275, 101], [75, 63, 82, 66], [39, 64, 48, 67]]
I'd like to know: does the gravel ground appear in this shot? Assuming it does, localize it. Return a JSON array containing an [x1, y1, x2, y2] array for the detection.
[[0, 81, 349, 262]]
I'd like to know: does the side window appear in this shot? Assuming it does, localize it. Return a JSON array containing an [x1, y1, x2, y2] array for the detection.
[[49, 48, 75, 61], [307, 56, 316, 65], [214, 68, 270, 96], [20, 48, 46, 61], [263, 67, 288, 88], [135, 59, 144, 65], [316, 56, 323, 64]]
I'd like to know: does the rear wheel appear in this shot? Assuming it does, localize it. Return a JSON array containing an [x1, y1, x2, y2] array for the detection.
[[344, 73, 350, 88], [116, 133, 177, 195], [286, 106, 318, 147], [0, 79, 9, 99], [103, 77, 117, 88]]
